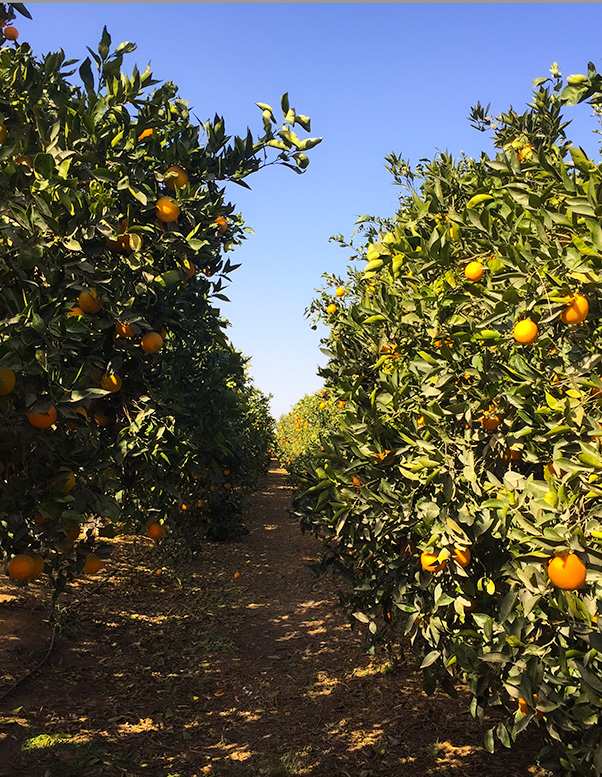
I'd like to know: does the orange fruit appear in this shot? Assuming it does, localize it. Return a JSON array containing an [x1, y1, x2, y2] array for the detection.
[[518, 694, 543, 719], [78, 289, 102, 314], [156, 197, 180, 223], [61, 521, 80, 543], [327, 303, 337, 314], [0, 366, 15, 395], [234, 571, 241, 579], [138, 127, 153, 140], [453, 547, 471, 567], [420, 551, 448, 573], [66, 406, 88, 429], [115, 322, 135, 338], [214, 216, 227, 233], [29, 555, 44, 579], [223, 469, 230, 476], [7, 554, 35, 580], [141, 332, 163, 354], [93, 408, 110, 426], [83, 554, 102, 575], [417, 415, 425, 426], [335, 286, 345, 298], [224, 482, 232, 489], [0, 125, 7, 143], [28, 404, 57, 428], [147, 522, 164, 540], [560, 293, 589, 325], [464, 261, 484, 281], [14, 155, 32, 168], [513, 319, 538, 344], [100, 373, 122, 393], [165, 165, 189, 190], [3, 26, 18, 41], [481, 415, 501, 431], [68, 306, 85, 317], [547, 553, 587, 590], [49, 467, 76, 495]]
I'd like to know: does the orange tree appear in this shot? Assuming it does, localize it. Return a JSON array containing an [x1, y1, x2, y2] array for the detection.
[[275, 388, 344, 480], [0, 5, 320, 594], [295, 63, 602, 776]]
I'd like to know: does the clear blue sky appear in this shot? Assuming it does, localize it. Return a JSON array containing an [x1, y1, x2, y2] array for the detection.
[[16, 3, 602, 419]]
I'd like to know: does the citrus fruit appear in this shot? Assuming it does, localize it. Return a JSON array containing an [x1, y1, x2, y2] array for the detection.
[[165, 165, 188, 190], [560, 293, 589, 325], [214, 216, 227, 233], [464, 261, 484, 281], [481, 415, 501, 431], [93, 408, 110, 426], [335, 286, 345, 297], [29, 555, 44, 579], [138, 127, 153, 140], [0, 124, 7, 143], [78, 289, 102, 314], [513, 319, 538, 344], [547, 553, 587, 590], [327, 303, 337, 314], [49, 467, 75, 495], [7, 554, 34, 580], [420, 550, 448, 573], [141, 332, 163, 354], [101, 373, 122, 393], [3, 26, 18, 41], [0, 366, 15, 395], [83, 554, 102, 575], [147, 522, 164, 540], [453, 547, 471, 567], [28, 404, 57, 428], [68, 306, 85, 317], [156, 197, 180, 223], [14, 155, 32, 168], [115, 322, 135, 338]]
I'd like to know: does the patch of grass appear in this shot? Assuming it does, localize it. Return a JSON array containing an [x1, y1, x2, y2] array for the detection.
[[21, 736, 105, 776], [195, 633, 238, 654], [22, 732, 72, 751], [257, 749, 310, 775]]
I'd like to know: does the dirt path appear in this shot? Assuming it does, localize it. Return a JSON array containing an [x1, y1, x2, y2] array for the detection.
[[0, 461, 545, 777]]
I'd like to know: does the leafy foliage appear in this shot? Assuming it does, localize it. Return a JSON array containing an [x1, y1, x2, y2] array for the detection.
[[295, 63, 602, 777], [0, 10, 319, 593]]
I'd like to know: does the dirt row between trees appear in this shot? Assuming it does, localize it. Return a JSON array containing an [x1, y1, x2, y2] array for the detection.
[[0, 461, 545, 777]]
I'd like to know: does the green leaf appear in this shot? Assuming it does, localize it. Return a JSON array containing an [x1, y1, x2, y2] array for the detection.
[[280, 92, 290, 116], [79, 57, 94, 93], [98, 26, 111, 61], [33, 153, 54, 178]]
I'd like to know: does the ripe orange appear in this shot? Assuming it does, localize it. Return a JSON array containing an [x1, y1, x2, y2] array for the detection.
[[165, 165, 189, 190], [29, 555, 44, 579], [223, 469, 230, 476], [49, 467, 76, 495], [68, 306, 85, 317], [101, 373, 122, 393], [224, 482, 232, 489], [453, 547, 471, 567], [83, 554, 102, 574], [560, 293, 588, 325], [481, 415, 501, 431], [141, 332, 163, 354], [8, 554, 34, 580], [417, 415, 425, 426], [14, 155, 32, 168], [234, 571, 241, 579], [464, 261, 484, 281], [78, 289, 102, 314], [66, 406, 88, 429], [326, 303, 337, 314], [335, 286, 345, 298], [138, 127, 153, 140], [3, 26, 18, 41], [0, 366, 15, 395], [547, 553, 587, 590], [513, 319, 538, 344], [420, 551, 448, 573], [28, 404, 57, 428], [93, 408, 110, 426], [115, 322, 135, 338], [147, 522, 164, 540], [518, 694, 543, 719], [0, 124, 7, 143], [156, 197, 180, 223], [214, 216, 227, 234]]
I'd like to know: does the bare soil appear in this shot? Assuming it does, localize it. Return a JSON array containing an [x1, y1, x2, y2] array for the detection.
[[0, 461, 546, 777]]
